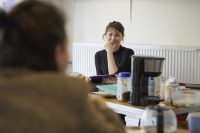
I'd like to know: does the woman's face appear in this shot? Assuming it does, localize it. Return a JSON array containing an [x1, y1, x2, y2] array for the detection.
[[105, 28, 123, 51]]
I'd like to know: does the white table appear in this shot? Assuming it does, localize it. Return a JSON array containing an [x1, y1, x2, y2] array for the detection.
[[105, 98, 200, 126]]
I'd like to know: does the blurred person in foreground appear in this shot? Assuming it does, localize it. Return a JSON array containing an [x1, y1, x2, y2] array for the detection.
[[0, 0, 125, 133]]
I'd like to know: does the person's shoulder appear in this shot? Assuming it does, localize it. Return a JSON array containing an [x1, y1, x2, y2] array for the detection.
[[121, 46, 133, 51], [23, 72, 90, 93], [0, 71, 90, 100], [121, 46, 134, 53], [47, 72, 89, 86], [95, 49, 106, 54], [95, 49, 106, 57]]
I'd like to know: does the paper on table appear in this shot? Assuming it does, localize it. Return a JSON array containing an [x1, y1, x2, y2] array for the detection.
[[96, 84, 117, 95]]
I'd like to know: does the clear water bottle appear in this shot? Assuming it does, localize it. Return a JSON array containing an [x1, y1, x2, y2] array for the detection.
[[117, 72, 131, 101], [141, 105, 177, 133], [171, 81, 180, 92]]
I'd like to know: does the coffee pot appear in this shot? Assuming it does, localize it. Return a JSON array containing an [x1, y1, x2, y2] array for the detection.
[[140, 105, 177, 133], [130, 55, 165, 106]]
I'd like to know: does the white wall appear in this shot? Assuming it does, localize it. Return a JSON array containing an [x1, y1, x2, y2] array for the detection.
[[74, 0, 130, 44], [74, 0, 200, 47], [50, 0, 74, 73], [42, 0, 74, 62]]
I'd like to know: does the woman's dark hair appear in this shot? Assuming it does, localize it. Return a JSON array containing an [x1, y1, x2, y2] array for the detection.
[[102, 21, 124, 39], [0, 0, 66, 71]]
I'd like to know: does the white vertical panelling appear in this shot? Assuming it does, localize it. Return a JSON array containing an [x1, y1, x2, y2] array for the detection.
[[72, 42, 200, 84], [72, 42, 103, 76]]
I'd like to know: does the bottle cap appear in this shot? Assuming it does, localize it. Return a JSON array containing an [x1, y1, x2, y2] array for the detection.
[[119, 72, 130, 78]]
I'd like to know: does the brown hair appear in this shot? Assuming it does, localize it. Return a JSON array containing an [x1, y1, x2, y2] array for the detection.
[[102, 21, 124, 39], [0, 0, 66, 71]]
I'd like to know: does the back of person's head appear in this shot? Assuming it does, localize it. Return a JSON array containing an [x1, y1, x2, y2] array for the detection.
[[103, 21, 124, 38], [0, 0, 67, 71]]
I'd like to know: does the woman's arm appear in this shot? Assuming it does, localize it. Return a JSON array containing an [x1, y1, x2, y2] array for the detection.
[[105, 43, 118, 74], [107, 51, 118, 74]]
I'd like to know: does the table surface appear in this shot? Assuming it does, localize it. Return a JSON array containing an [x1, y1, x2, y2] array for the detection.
[[105, 97, 200, 115], [126, 127, 188, 133], [105, 98, 145, 117], [104, 97, 190, 132]]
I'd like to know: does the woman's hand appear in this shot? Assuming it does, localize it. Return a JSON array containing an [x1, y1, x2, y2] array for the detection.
[[104, 43, 115, 53], [104, 43, 118, 74]]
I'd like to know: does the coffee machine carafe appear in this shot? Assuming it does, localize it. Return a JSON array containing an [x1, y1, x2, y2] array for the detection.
[[130, 55, 165, 106]]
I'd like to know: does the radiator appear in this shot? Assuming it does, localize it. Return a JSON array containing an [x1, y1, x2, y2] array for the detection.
[[72, 42, 200, 84]]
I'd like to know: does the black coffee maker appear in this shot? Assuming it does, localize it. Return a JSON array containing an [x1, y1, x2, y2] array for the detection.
[[130, 55, 165, 106]]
